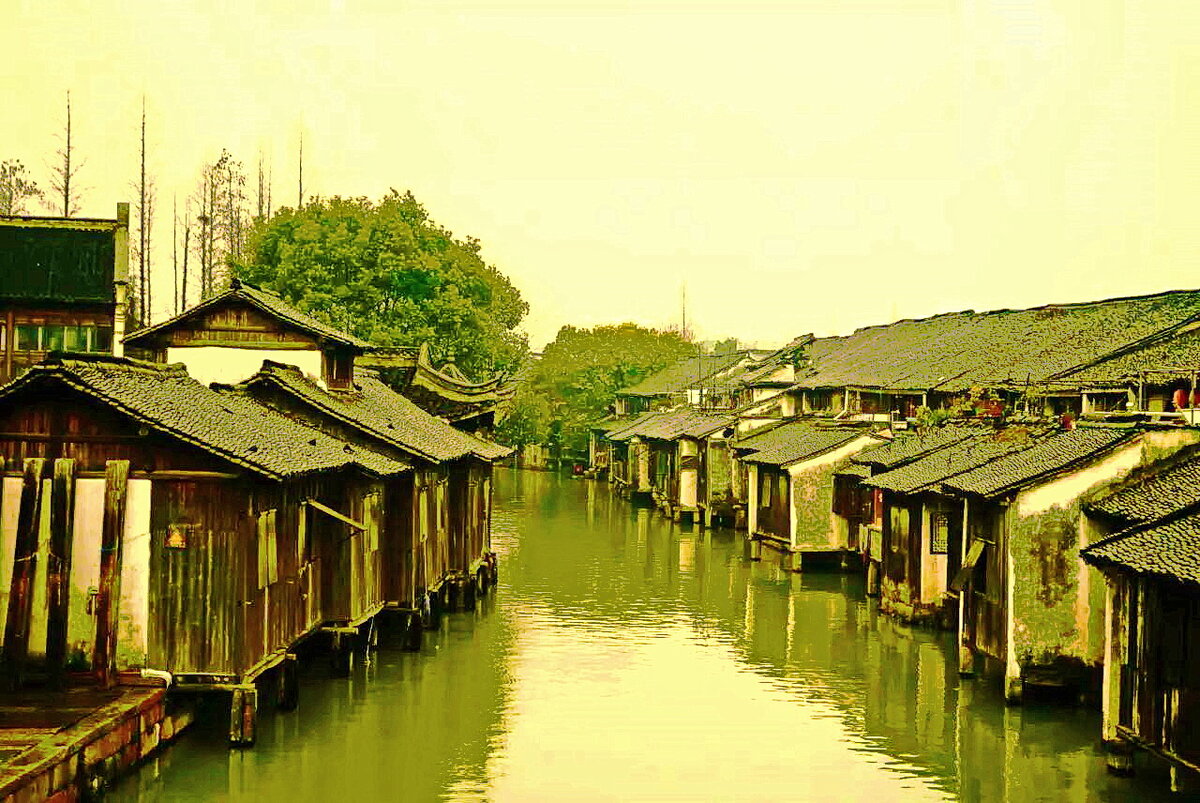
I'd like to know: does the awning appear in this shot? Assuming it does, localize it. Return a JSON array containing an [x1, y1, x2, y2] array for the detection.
[[949, 539, 987, 592]]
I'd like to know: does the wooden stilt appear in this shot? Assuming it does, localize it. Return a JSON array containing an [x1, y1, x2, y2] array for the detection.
[[404, 611, 423, 651], [45, 458, 77, 688], [328, 628, 355, 677], [276, 654, 299, 712], [229, 685, 258, 746], [3, 458, 47, 690], [93, 460, 130, 688]]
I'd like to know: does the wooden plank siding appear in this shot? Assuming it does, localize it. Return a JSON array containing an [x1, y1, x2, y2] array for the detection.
[[756, 466, 790, 542]]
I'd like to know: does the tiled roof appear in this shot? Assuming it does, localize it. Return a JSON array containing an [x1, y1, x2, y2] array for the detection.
[[835, 463, 872, 479], [602, 409, 733, 442], [242, 361, 510, 463], [732, 419, 795, 453], [590, 416, 637, 434], [863, 431, 1037, 494], [943, 427, 1133, 497], [605, 412, 661, 442], [2, 356, 409, 479], [737, 419, 875, 467], [852, 424, 983, 470], [124, 278, 370, 349], [1082, 512, 1200, 587], [791, 289, 1200, 393], [1086, 452, 1200, 526], [618, 353, 750, 396], [1054, 328, 1200, 385]]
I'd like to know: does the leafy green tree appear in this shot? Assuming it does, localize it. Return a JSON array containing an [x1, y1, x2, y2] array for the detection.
[[0, 159, 41, 216], [233, 190, 528, 378], [498, 323, 694, 452]]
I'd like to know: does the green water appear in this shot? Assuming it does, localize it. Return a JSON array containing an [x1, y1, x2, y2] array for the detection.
[[112, 469, 1170, 801]]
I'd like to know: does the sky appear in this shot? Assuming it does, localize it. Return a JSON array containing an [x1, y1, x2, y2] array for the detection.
[[4, 0, 1200, 350]]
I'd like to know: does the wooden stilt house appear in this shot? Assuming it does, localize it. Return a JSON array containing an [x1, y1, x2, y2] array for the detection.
[[236, 361, 509, 616], [1082, 455, 1200, 778], [941, 425, 1200, 702], [0, 356, 409, 739]]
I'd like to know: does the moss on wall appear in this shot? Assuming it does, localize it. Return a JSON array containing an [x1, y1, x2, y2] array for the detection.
[[790, 463, 837, 550]]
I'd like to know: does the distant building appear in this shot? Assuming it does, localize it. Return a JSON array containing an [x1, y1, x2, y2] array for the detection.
[[0, 205, 130, 384]]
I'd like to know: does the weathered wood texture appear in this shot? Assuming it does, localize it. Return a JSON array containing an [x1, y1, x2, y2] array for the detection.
[[94, 459, 129, 687], [45, 458, 76, 685], [141, 302, 319, 349], [2, 458, 46, 688], [756, 467, 789, 540], [1115, 576, 1200, 766], [963, 501, 1007, 661]]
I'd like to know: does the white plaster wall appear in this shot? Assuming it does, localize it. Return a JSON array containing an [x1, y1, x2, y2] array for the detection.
[[1013, 428, 1200, 665], [919, 504, 948, 604], [0, 477, 21, 646], [747, 464, 759, 535], [1018, 429, 1200, 517], [678, 439, 699, 509], [786, 434, 884, 549], [117, 478, 152, 669], [68, 479, 106, 666], [166, 346, 323, 386]]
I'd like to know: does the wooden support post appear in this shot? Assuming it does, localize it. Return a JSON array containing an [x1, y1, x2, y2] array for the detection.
[[3, 458, 47, 690], [462, 575, 477, 611], [275, 654, 299, 712], [404, 610, 423, 651], [328, 628, 355, 677], [957, 498, 974, 677], [229, 685, 258, 747], [93, 460, 130, 688], [45, 458, 77, 688]]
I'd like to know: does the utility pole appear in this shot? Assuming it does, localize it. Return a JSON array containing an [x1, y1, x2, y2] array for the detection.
[[298, 131, 304, 208]]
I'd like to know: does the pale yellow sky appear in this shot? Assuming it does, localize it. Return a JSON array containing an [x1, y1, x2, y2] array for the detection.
[[4, 0, 1199, 349]]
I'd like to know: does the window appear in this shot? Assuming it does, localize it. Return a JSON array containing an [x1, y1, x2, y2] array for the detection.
[[759, 471, 772, 507], [93, 326, 113, 353], [257, 509, 278, 588], [930, 512, 949, 554], [15, 325, 39, 351], [42, 325, 65, 352], [63, 325, 87, 351]]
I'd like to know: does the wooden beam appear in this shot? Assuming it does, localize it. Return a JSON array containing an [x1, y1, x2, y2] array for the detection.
[[2, 458, 46, 690], [45, 458, 76, 688], [304, 499, 365, 531], [93, 459, 129, 688]]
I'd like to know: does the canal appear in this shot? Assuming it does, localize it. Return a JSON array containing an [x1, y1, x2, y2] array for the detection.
[[112, 469, 1169, 801]]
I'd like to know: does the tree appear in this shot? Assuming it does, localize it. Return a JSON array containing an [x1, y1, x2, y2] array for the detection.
[[233, 190, 529, 378], [130, 98, 156, 327], [189, 149, 247, 297], [49, 91, 82, 217], [0, 160, 40, 216], [496, 323, 694, 452]]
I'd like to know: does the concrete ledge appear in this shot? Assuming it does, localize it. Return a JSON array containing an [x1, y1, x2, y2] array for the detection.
[[0, 686, 193, 802]]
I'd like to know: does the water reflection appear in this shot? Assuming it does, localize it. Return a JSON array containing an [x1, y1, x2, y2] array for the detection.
[[113, 470, 1166, 801]]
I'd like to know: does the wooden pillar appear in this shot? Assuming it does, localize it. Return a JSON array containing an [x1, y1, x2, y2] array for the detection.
[[3, 458, 47, 690], [1101, 572, 1121, 744], [957, 497, 974, 676], [45, 458, 77, 688], [3, 309, 12, 382], [93, 460, 130, 687], [229, 684, 258, 747]]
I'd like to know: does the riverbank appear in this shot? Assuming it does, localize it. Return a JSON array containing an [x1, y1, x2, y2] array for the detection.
[[0, 683, 192, 801]]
